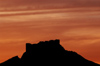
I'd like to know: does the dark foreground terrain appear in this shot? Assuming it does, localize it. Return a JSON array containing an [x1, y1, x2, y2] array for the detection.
[[0, 39, 100, 66]]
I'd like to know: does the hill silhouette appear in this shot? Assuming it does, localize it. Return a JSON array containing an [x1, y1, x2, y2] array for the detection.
[[0, 39, 100, 66]]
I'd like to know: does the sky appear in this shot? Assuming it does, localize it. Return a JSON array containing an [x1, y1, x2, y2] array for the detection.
[[0, 0, 100, 11], [0, 0, 100, 64]]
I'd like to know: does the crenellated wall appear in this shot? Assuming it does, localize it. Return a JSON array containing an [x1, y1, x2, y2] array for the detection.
[[26, 39, 60, 52]]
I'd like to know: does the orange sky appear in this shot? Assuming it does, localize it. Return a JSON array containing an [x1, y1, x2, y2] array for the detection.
[[0, 0, 100, 64]]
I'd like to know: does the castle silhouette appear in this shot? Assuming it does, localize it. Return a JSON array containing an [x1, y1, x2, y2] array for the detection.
[[0, 39, 100, 66]]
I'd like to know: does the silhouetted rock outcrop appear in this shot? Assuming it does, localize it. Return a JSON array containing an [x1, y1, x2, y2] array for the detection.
[[0, 56, 20, 65], [0, 39, 100, 66]]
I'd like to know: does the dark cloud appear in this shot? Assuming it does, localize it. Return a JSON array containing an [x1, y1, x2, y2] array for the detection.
[[0, 0, 100, 11]]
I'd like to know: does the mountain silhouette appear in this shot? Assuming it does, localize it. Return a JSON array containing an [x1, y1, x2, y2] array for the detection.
[[0, 39, 100, 66]]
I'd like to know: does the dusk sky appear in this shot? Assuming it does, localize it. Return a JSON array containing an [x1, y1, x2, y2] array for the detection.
[[0, 0, 100, 64]]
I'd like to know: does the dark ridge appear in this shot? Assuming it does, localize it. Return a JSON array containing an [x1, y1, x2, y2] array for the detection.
[[0, 39, 100, 66], [0, 56, 20, 65]]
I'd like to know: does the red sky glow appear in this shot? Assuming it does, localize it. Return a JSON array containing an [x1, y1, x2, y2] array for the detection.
[[0, 0, 100, 64]]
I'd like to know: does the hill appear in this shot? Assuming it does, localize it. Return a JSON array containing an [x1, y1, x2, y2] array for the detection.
[[0, 39, 100, 66]]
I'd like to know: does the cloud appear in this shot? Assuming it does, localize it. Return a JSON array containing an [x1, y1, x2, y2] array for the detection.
[[0, 4, 100, 63], [0, 0, 100, 11]]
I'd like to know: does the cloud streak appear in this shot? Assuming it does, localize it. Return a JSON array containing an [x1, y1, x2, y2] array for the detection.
[[0, 7, 100, 63], [0, 0, 100, 64], [0, 0, 100, 11]]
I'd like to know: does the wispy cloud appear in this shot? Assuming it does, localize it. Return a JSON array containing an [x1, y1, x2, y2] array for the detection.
[[0, 0, 100, 11], [0, 0, 100, 64]]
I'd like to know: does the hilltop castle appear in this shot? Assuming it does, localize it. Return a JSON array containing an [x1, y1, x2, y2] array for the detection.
[[25, 39, 64, 52], [1, 39, 100, 66]]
